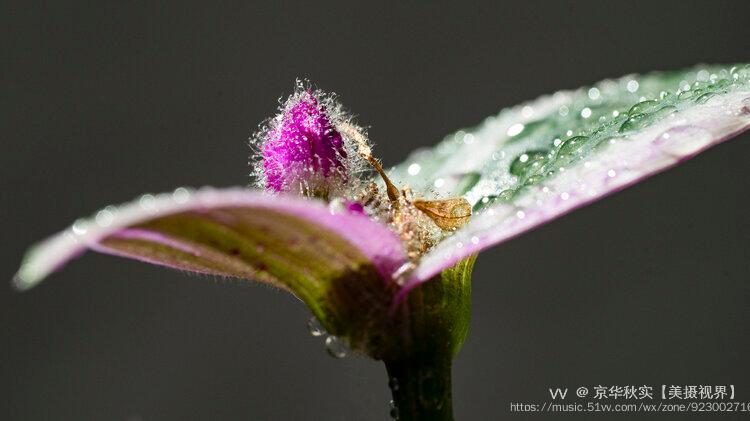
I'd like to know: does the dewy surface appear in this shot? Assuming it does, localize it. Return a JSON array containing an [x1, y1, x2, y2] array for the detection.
[[388, 64, 750, 291]]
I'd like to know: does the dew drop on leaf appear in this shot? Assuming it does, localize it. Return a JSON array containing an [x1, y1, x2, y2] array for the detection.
[[325, 335, 347, 359], [509, 150, 549, 177]]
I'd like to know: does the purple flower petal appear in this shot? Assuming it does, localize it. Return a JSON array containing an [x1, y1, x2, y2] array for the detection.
[[14, 188, 408, 291], [399, 77, 750, 299]]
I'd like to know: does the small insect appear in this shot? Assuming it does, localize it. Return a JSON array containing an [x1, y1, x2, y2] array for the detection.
[[338, 123, 472, 257]]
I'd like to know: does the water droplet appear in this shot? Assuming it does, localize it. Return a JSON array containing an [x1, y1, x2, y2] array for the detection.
[[560, 192, 570, 201], [509, 150, 548, 177], [627, 99, 660, 115], [558, 105, 569, 117], [172, 187, 191, 203], [626, 80, 639, 93], [71, 219, 88, 235], [407, 163, 421, 176], [607, 169, 617, 178], [307, 316, 325, 337], [497, 189, 515, 201], [678, 89, 695, 100], [580, 107, 592, 119], [557, 136, 588, 157], [525, 174, 543, 185], [506, 123, 524, 137], [516, 210, 526, 219], [619, 106, 676, 133], [462, 133, 475, 144], [433, 178, 445, 188], [521, 105, 533, 117], [619, 113, 647, 132], [389, 377, 400, 391], [696, 69, 710, 81], [95, 209, 114, 227], [470, 236, 480, 245], [139, 194, 156, 210], [587, 87, 600, 100], [325, 336, 347, 359], [612, 110, 620, 117]]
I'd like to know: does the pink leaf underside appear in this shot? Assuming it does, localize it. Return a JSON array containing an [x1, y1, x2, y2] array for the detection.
[[398, 85, 750, 297], [14, 188, 408, 291]]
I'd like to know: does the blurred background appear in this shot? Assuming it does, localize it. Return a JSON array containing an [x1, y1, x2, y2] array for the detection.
[[2, 1, 749, 420]]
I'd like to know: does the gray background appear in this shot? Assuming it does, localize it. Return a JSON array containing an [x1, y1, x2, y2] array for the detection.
[[2, 1, 749, 420]]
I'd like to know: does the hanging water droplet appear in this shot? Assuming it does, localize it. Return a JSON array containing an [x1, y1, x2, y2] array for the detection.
[[389, 400, 400, 420], [307, 316, 326, 337], [325, 335, 347, 359], [388, 377, 400, 392]]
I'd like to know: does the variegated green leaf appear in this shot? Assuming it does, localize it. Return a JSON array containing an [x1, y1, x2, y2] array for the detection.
[[388, 64, 750, 290]]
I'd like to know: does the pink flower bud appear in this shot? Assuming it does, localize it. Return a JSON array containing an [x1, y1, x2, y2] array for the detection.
[[257, 88, 348, 197]]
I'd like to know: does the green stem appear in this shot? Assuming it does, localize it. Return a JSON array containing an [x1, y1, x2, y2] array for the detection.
[[385, 355, 454, 421]]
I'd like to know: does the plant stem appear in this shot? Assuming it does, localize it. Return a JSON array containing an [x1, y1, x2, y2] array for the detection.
[[384, 355, 454, 421]]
